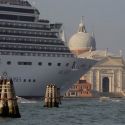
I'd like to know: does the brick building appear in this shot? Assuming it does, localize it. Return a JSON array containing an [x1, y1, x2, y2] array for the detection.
[[65, 79, 92, 98]]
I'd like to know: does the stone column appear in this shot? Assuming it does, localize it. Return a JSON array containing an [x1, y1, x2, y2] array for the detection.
[[119, 69, 123, 92], [111, 70, 115, 93], [90, 70, 94, 91], [109, 76, 112, 93], [96, 70, 100, 92]]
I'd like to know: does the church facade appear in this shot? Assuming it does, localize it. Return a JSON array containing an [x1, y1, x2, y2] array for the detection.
[[84, 56, 125, 96]]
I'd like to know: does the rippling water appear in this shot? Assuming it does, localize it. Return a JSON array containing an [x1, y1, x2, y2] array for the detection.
[[1, 98, 125, 125]]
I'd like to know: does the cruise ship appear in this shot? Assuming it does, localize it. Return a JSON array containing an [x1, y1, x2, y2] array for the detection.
[[0, 0, 91, 97]]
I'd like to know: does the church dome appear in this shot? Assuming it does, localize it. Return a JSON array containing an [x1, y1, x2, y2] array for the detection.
[[68, 18, 96, 55], [69, 32, 95, 49]]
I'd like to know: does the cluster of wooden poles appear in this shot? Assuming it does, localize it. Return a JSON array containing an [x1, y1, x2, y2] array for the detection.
[[0, 77, 61, 118], [44, 84, 61, 108], [0, 78, 21, 118]]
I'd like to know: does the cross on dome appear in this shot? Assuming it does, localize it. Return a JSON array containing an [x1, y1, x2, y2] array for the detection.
[[78, 16, 86, 33]]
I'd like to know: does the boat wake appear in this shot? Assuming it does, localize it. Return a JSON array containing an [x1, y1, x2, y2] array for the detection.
[[99, 96, 121, 103], [111, 99, 121, 102], [16, 96, 38, 104]]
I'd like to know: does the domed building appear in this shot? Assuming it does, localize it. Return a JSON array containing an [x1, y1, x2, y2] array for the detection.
[[68, 18, 96, 55], [66, 18, 125, 97]]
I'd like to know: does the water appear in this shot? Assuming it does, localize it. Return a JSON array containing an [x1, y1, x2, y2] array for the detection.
[[1, 98, 125, 125]]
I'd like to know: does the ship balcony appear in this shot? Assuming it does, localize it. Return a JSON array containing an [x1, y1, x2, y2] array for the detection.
[[0, 29, 58, 38], [0, 50, 74, 58], [0, 39, 64, 46], [0, 44, 71, 53], [0, 0, 31, 7], [0, 20, 50, 30]]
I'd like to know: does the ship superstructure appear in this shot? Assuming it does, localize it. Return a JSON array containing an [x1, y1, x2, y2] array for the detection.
[[0, 0, 73, 57]]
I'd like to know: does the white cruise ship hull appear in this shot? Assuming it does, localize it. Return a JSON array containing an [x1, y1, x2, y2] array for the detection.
[[0, 55, 92, 97], [0, 55, 88, 96]]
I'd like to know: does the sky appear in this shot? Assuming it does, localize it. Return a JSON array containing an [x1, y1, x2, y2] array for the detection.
[[29, 0, 125, 56]]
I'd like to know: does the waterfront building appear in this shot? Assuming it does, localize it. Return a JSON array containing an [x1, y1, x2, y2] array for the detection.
[[65, 78, 92, 98], [68, 18, 125, 97], [79, 52, 125, 97]]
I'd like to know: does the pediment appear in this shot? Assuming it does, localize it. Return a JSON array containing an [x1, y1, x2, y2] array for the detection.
[[95, 56, 125, 67]]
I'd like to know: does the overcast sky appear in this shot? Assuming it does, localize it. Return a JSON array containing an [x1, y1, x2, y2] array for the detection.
[[29, 0, 125, 56]]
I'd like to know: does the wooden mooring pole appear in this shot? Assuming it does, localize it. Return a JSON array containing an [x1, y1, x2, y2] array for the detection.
[[44, 84, 61, 108], [0, 78, 21, 118]]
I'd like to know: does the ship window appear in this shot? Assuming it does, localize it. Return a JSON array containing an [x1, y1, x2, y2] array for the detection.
[[38, 62, 42, 66], [48, 62, 52, 66], [57, 63, 61, 66], [2, 22, 5, 25], [62, 54, 65, 57], [18, 38, 22, 41], [2, 37, 5, 40], [18, 62, 32, 65], [13, 30, 16, 33], [29, 79, 31, 82], [57, 54, 60, 57], [24, 24, 27, 27], [43, 53, 46, 56], [2, 29, 5, 32], [7, 61, 11, 65], [29, 24, 32, 27], [44, 32, 47, 36], [49, 33, 52, 36], [18, 23, 21, 26], [33, 79, 36, 82], [38, 53, 41, 56], [23, 79, 26, 82]]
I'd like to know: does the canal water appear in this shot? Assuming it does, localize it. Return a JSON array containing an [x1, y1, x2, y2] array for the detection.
[[0, 98, 125, 125]]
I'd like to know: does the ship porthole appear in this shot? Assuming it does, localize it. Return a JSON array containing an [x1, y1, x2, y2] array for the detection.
[[7, 61, 11, 65], [33, 79, 36, 82], [29, 79, 31, 82], [57, 63, 61, 66], [23, 79, 26, 82], [48, 62, 52, 66], [38, 62, 42, 66]]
